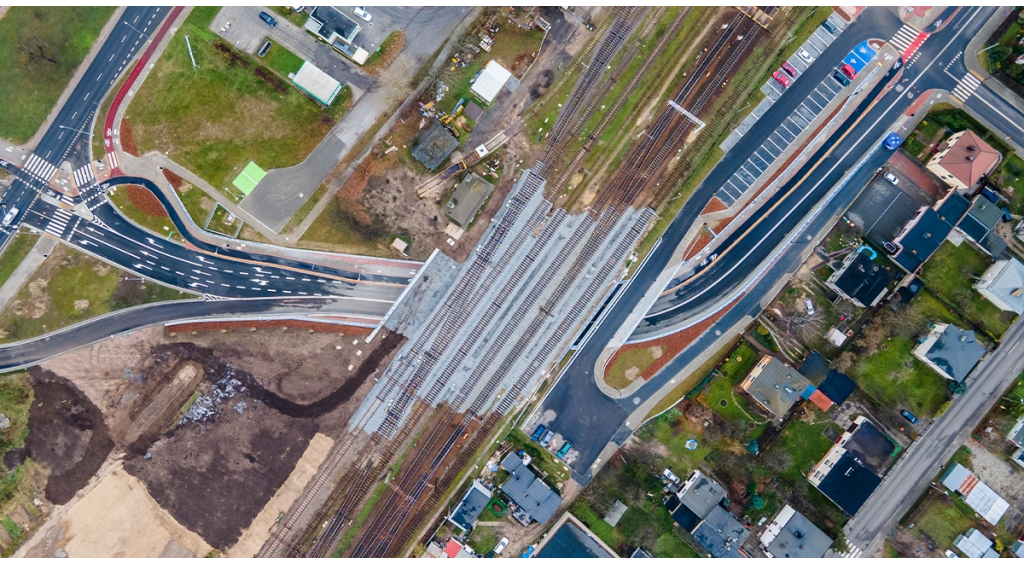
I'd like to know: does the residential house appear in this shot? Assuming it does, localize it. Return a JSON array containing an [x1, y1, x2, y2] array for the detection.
[[912, 323, 986, 382], [1009, 417, 1024, 470], [825, 249, 893, 307], [410, 119, 460, 171], [535, 518, 617, 558], [759, 504, 833, 558], [816, 370, 857, 406], [975, 257, 1024, 314], [448, 480, 491, 532], [444, 173, 496, 228], [956, 195, 1007, 257], [808, 417, 891, 516], [954, 528, 1000, 558], [691, 506, 749, 558], [739, 356, 811, 419], [290, 61, 343, 106], [664, 470, 728, 532], [926, 130, 1001, 192], [305, 7, 360, 46], [499, 453, 562, 525], [941, 463, 1010, 525], [891, 192, 971, 272]]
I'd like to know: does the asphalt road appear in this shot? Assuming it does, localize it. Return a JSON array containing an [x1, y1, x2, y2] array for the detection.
[[536, 6, 1002, 487], [844, 318, 1024, 556]]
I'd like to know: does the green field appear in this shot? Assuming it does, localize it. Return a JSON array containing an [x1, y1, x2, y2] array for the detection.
[[261, 42, 305, 77], [0, 7, 116, 143], [299, 199, 390, 257], [128, 7, 353, 195], [106, 187, 183, 242], [920, 241, 1015, 337], [849, 337, 951, 416], [0, 233, 40, 290], [0, 244, 194, 343]]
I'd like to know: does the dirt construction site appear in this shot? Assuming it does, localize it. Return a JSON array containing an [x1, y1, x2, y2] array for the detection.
[[12, 321, 403, 557]]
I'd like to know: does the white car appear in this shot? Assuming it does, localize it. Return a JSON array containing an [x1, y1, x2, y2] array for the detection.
[[883, 172, 899, 186], [353, 7, 371, 21], [798, 49, 814, 64], [494, 538, 509, 555], [804, 298, 815, 315]]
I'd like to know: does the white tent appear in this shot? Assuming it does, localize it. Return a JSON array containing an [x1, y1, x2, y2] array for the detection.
[[471, 60, 512, 104]]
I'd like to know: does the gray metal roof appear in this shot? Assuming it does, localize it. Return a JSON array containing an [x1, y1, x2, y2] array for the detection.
[[678, 471, 727, 521], [923, 324, 985, 383], [499, 454, 561, 524], [692, 506, 749, 558], [744, 357, 811, 417]]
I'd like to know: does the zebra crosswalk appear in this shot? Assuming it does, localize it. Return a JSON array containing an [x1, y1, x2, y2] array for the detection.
[[106, 151, 119, 171], [44, 207, 74, 238], [24, 154, 57, 181], [951, 72, 983, 104], [889, 25, 928, 60], [72, 164, 95, 188]]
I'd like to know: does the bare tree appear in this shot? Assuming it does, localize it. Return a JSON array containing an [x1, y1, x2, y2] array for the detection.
[[17, 29, 57, 66], [377, 53, 416, 107]]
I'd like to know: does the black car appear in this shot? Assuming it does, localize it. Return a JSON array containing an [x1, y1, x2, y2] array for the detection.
[[832, 70, 851, 87], [259, 11, 277, 26], [900, 409, 920, 425]]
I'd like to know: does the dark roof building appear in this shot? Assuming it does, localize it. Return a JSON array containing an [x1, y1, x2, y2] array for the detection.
[[825, 249, 893, 307], [444, 173, 495, 227], [536, 521, 616, 558], [798, 351, 830, 382], [912, 323, 985, 382], [499, 453, 562, 525], [842, 418, 898, 475], [691, 506, 749, 558], [891, 194, 968, 273], [448, 480, 491, 531], [809, 450, 881, 516], [410, 119, 460, 171], [464, 101, 484, 122], [817, 370, 856, 405], [739, 355, 811, 418], [306, 6, 360, 46], [759, 505, 833, 558], [958, 196, 1007, 257], [665, 470, 727, 532]]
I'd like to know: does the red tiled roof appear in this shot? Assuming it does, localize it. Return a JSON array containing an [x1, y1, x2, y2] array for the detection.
[[809, 389, 834, 412], [937, 130, 1000, 188]]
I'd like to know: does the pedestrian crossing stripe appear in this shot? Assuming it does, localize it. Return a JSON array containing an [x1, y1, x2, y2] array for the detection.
[[73, 165, 95, 188], [951, 72, 983, 104], [106, 151, 119, 171], [24, 154, 57, 181], [889, 25, 929, 61]]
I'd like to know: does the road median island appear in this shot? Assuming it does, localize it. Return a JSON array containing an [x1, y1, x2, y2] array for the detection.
[[126, 6, 355, 199]]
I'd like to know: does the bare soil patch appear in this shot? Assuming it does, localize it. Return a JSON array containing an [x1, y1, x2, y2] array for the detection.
[[126, 184, 168, 217], [24, 369, 113, 505], [119, 118, 139, 157]]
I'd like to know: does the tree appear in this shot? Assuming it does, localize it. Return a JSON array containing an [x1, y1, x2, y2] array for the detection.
[[950, 380, 968, 395], [749, 495, 764, 510], [16, 29, 57, 66], [834, 351, 857, 373]]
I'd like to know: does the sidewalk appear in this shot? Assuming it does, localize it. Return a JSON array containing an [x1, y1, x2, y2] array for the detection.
[[964, 8, 1024, 117], [0, 237, 57, 314]]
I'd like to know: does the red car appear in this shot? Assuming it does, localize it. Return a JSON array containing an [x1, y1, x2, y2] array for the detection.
[[841, 63, 858, 79], [781, 61, 798, 77], [772, 71, 791, 88]]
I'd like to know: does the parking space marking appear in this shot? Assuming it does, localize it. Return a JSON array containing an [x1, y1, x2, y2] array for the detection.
[[767, 136, 785, 154]]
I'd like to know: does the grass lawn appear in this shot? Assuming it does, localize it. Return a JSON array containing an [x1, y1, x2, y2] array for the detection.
[[606, 345, 664, 389], [920, 241, 1015, 337], [908, 491, 978, 550], [176, 184, 214, 227], [107, 186, 184, 242], [299, 199, 390, 257], [645, 340, 736, 418], [718, 343, 760, 381], [0, 7, 116, 143], [439, 24, 545, 115], [770, 415, 839, 483], [926, 106, 1012, 157], [128, 6, 353, 194], [262, 42, 305, 77], [269, 6, 306, 26], [994, 153, 1024, 214], [0, 372, 32, 455], [0, 232, 40, 289], [848, 337, 951, 417], [0, 244, 194, 343], [467, 526, 499, 554]]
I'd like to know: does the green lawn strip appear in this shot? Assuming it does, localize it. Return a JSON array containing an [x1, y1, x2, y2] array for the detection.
[[0, 245, 194, 344], [0, 233, 40, 289], [467, 525, 499, 554], [506, 429, 569, 485], [606, 346, 662, 390], [299, 200, 390, 257], [0, 7, 116, 142], [849, 337, 950, 417], [994, 153, 1024, 214], [128, 6, 352, 194], [910, 492, 976, 549], [282, 183, 328, 233], [363, 31, 402, 70], [0, 372, 32, 454], [107, 186, 183, 242], [718, 343, 759, 381], [262, 41, 305, 76], [645, 339, 738, 418], [920, 241, 1014, 337], [175, 186, 214, 227], [269, 6, 306, 26], [771, 417, 838, 483], [652, 413, 715, 471]]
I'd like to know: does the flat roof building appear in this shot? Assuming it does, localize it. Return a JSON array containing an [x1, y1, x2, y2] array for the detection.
[[691, 506, 749, 558], [444, 173, 495, 227], [912, 323, 985, 383], [975, 258, 1024, 314], [826, 249, 893, 308], [306, 6, 360, 46], [536, 520, 616, 558], [664, 470, 727, 532], [955, 528, 999, 558], [739, 355, 811, 418], [759, 504, 833, 558], [411, 120, 460, 171], [290, 61, 343, 106]]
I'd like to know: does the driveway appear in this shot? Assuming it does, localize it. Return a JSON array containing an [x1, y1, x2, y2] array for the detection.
[[235, 6, 472, 233]]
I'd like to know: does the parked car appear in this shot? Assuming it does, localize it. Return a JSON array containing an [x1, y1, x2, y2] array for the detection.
[[530, 425, 546, 443], [353, 6, 372, 21], [556, 441, 572, 459], [772, 70, 791, 88], [539, 430, 554, 448], [884, 172, 899, 185], [804, 298, 815, 315], [901, 409, 920, 425], [841, 63, 858, 79], [832, 70, 851, 87], [822, 19, 838, 35], [781, 61, 798, 77], [258, 11, 277, 26], [494, 538, 510, 555], [798, 49, 815, 64]]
